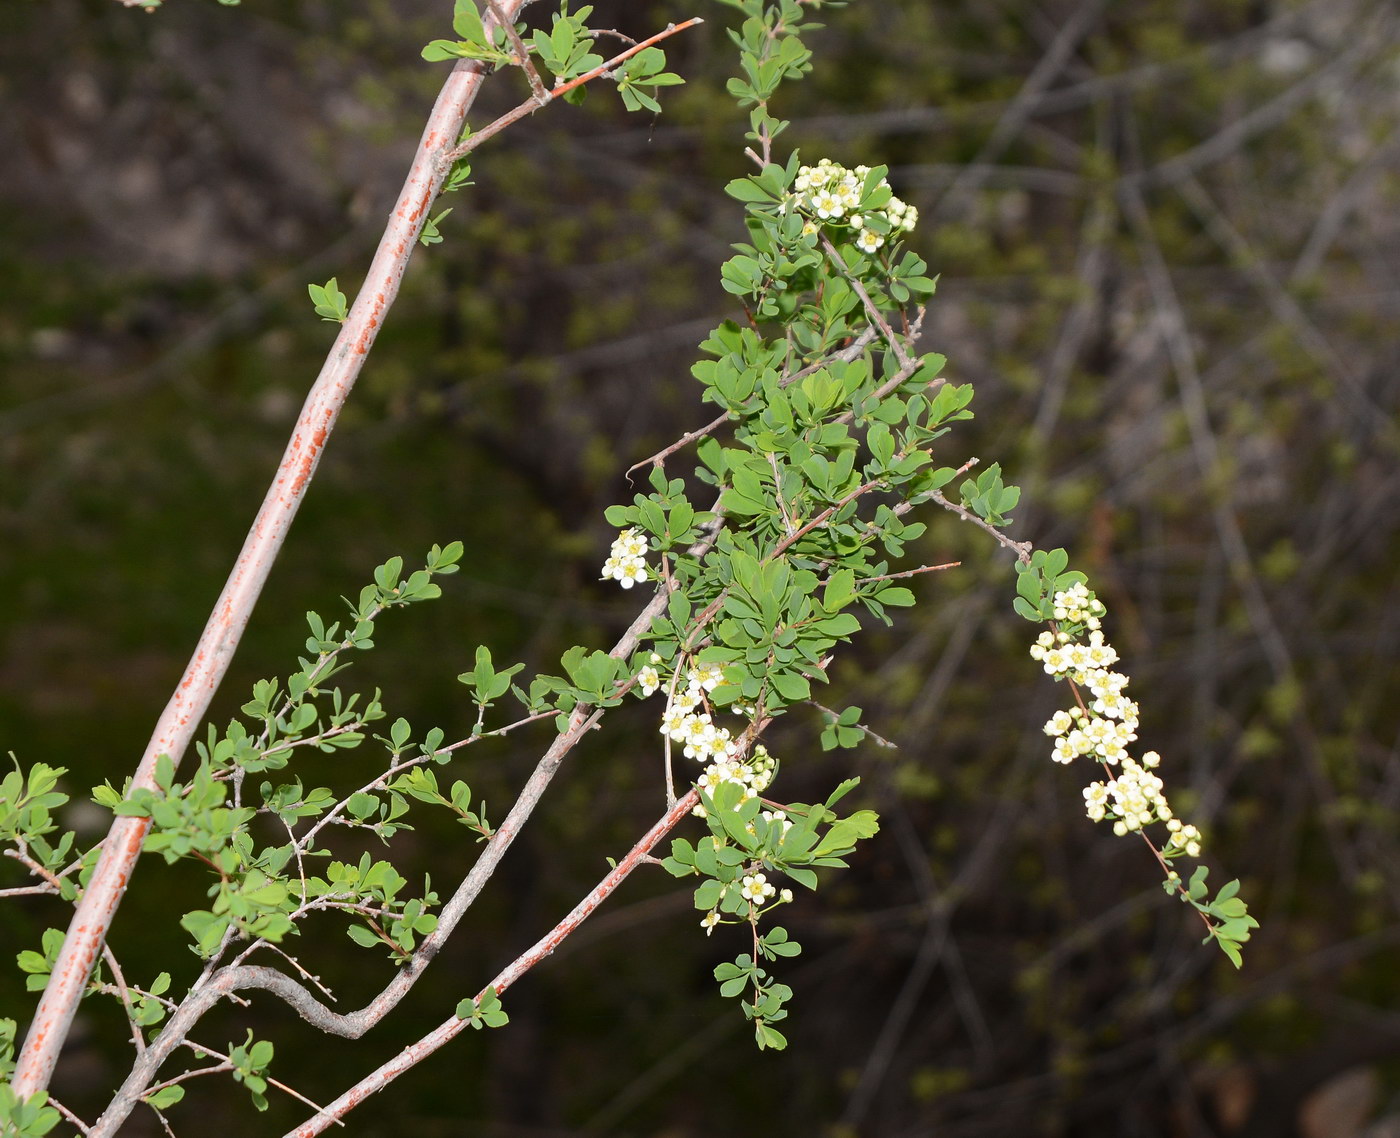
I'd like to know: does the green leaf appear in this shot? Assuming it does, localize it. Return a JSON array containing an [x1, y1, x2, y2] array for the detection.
[[346, 925, 380, 948], [1013, 597, 1043, 622], [422, 39, 471, 62], [143, 1085, 185, 1110], [307, 277, 348, 322], [694, 879, 724, 910], [725, 178, 775, 203], [452, 0, 485, 42], [756, 1023, 788, 1050], [770, 671, 810, 702]]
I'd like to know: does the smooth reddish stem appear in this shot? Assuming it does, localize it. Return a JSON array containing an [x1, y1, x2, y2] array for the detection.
[[9, 1, 530, 1098]]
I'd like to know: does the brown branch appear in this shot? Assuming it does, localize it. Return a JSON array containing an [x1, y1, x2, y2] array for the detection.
[[926, 489, 1033, 564], [440, 18, 706, 167], [856, 561, 961, 584], [1, 843, 63, 897], [625, 326, 883, 478], [88, 513, 728, 1136], [818, 233, 913, 374], [552, 18, 703, 100], [808, 701, 898, 749], [172, 1039, 338, 1124], [283, 789, 702, 1137], [483, 0, 548, 104], [589, 28, 639, 47], [10, 0, 536, 1102]]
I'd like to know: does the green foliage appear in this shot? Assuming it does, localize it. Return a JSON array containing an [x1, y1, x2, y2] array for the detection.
[[719, 0, 828, 146], [226, 1030, 275, 1111], [419, 209, 453, 247], [615, 47, 686, 115], [0, 762, 67, 846], [0, 761, 81, 901], [818, 704, 864, 750], [141, 1083, 185, 1111], [304, 854, 440, 962], [530, 7, 605, 84], [455, 986, 509, 1029], [958, 462, 1020, 527], [15, 930, 67, 994], [422, 0, 515, 65], [1012, 547, 1087, 622], [0, 1083, 59, 1138], [79, 546, 469, 960], [422, 2, 684, 116], [390, 768, 493, 839], [307, 277, 348, 323], [1180, 867, 1260, 969]]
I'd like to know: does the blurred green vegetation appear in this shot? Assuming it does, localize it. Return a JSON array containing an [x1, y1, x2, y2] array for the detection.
[[3, 0, 1400, 1134]]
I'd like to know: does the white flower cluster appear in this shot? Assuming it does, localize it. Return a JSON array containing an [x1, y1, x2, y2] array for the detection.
[[633, 655, 779, 812], [695, 745, 777, 817], [657, 659, 738, 763], [1032, 585, 1203, 856], [790, 158, 918, 255], [600, 527, 649, 588]]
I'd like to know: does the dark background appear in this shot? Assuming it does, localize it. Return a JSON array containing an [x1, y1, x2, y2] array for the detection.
[[3, 0, 1400, 1134]]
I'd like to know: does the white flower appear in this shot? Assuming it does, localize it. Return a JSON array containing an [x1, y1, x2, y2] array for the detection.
[[1043, 710, 1074, 737], [660, 707, 689, 740], [762, 809, 793, 834], [700, 912, 720, 934], [856, 228, 884, 254], [689, 662, 725, 692], [740, 874, 776, 905], [601, 528, 650, 589], [637, 665, 661, 697]]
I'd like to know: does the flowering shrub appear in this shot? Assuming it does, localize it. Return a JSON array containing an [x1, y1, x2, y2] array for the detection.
[[0, 0, 1256, 1133]]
